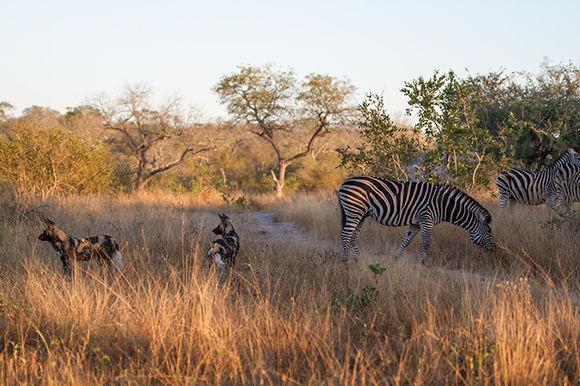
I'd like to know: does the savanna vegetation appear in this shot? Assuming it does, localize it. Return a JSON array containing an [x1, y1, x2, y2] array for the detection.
[[1, 61, 578, 198], [0, 193, 578, 384], [0, 61, 578, 384]]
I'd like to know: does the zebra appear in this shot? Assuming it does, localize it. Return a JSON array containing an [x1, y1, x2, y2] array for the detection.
[[551, 163, 580, 213], [496, 147, 579, 212], [338, 176, 494, 265]]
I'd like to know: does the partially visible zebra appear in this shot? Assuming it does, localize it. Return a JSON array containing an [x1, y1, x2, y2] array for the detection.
[[338, 176, 494, 265], [551, 163, 580, 212], [496, 147, 579, 211]]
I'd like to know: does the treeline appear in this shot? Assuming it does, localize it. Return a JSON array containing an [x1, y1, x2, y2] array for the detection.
[[0, 61, 578, 199], [339, 61, 579, 190]]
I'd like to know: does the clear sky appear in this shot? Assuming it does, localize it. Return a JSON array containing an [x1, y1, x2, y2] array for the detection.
[[2, 0, 579, 120]]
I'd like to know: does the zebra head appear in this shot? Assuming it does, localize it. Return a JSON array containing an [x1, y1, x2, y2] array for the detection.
[[571, 147, 580, 166], [558, 147, 580, 168], [468, 211, 494, 251]]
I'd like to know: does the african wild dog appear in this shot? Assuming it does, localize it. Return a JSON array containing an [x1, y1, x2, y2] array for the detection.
[[207, 213, 240, 270], [38, 217, 124, 276]]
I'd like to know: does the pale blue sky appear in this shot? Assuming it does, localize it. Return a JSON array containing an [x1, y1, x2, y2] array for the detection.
[[2, 0, 579, 120]]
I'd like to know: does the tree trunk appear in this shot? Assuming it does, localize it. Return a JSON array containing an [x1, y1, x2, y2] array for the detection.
[[471, 153, 484, 191], [134, 167, 146, 191], [271, 161, 288, 198], [136, 178, 150, 191], [134, 149, 147, 191]]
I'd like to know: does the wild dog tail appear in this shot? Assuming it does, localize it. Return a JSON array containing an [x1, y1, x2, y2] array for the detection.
[[111, 239, 124, 270], [112, 250, 124, 270]]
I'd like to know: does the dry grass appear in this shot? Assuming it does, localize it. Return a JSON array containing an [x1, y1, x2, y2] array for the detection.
[[0, 191, 578, 385]]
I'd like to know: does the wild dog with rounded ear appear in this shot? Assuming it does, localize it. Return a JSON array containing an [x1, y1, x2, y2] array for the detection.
[[37, 217, 124, 276], [38, 217, 76, 276], [208, 213, 240, 270]]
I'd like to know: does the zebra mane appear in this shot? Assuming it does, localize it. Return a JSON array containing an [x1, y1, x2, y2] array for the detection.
[[551, 147, 579, 169], [439, 184, 492, 223]]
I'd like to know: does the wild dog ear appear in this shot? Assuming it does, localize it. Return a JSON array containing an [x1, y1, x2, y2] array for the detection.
[[42, 217, 55, 226], [218, 213, 229, 222]]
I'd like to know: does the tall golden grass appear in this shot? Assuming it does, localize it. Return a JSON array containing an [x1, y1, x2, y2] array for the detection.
[[0, 192, 578, 384]]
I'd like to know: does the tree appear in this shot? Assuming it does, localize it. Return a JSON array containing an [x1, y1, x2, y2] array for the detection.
[[0, 101, 13, 122], [337, 93, 426, 179], [0, 101, 14, 134], [92, 85, 211, 191], [0, 123, 116, 199], [20, 105, 62, 129], [62, 105, 105, 141], [215, 65, 355, 197], [495, 62, 579, 167], [402, 71, 500, 190]]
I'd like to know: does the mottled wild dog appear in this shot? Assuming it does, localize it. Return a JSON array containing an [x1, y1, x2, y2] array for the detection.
[[207, 213, 240, 270], [38, 217, 124, 276]]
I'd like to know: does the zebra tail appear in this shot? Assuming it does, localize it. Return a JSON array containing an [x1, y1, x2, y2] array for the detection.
[[337, 190, 346, 230]]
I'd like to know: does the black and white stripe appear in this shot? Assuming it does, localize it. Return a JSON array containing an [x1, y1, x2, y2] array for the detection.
[[338, 176, 494, 265], [496, 147, 579, 211], [551, 163, 580, 211]]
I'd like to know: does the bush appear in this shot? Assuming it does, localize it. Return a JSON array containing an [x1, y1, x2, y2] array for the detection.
[[0, 124, 117, 198]]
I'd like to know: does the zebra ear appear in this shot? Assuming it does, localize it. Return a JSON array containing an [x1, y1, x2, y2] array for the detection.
[[477, 211, 491, 223]]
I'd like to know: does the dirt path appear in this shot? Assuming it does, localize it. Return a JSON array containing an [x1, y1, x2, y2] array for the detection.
[[246, 211, 580, 304], [250, 211, 487, 276], [247, 212, 337, 250], [250, 212, 309, 243]]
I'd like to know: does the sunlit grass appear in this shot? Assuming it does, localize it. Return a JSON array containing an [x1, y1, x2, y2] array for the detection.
[[0, 192, 578, 384]]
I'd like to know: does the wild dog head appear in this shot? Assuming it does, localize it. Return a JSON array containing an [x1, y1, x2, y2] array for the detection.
[[38, 217, 69, 249], [208, 213, 239, 270], [212, 213, 235, 236]]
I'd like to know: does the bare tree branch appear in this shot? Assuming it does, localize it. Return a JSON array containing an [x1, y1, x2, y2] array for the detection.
[[92, 84, 209, 191], [214, 66, 355, 197]]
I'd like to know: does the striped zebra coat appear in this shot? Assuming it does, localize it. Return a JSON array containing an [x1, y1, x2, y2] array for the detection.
[[552, 163, 580, 211], [338, 176, 494, 265], [496, 147, 579, 211]]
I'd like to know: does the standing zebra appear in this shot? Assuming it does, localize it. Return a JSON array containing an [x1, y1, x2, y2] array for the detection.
[[338, 176, 494, 265], [551, 163, 580, 212], [496, 147, 579, 211]]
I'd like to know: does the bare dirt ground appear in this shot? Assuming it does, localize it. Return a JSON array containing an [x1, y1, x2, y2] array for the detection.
[[246, 210, 580, 305]]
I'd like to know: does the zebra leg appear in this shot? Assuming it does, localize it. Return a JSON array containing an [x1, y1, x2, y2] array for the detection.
[[394, 224, 420, 259], [340, 218, 362, 264], [350, 231, 360, 260], [498, 191, 509, 209], [419, 221, 434, 265], [546, 194, 554, 219], [350, 215, 367, 258]]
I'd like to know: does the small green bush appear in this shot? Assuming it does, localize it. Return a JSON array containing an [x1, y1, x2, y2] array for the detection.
[[0, 124, 117, 198]]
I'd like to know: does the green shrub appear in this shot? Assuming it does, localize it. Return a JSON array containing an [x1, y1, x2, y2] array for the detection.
[[0, 124, 117, 198]]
